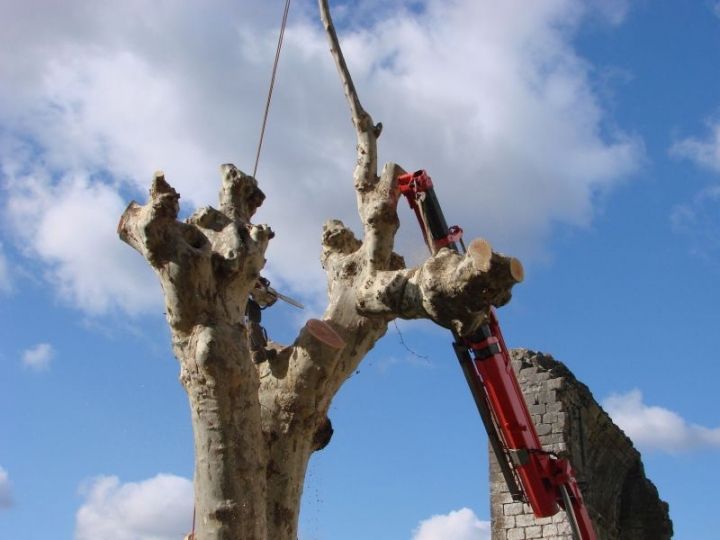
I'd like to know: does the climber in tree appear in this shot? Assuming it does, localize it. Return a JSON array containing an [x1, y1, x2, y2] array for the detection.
[[247, 278, 277, 364]]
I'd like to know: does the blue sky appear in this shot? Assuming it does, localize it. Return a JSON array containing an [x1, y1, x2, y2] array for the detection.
[[1, 1, 719, 539]]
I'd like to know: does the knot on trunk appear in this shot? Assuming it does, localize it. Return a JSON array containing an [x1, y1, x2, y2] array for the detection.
[[312, 416, 334, 451], [321, 220, 362, 274], [322, 220, 361, 254], [187, 207, 232, 231]]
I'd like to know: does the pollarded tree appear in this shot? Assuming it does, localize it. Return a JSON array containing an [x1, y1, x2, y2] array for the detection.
[[118, 1, 522, 539]]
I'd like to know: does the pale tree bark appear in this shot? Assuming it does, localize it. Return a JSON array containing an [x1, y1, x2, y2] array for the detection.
[[118, 2, 523, 539]]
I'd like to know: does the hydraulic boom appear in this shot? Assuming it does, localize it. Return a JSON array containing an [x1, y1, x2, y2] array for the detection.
[[398, 169, 596, 540]]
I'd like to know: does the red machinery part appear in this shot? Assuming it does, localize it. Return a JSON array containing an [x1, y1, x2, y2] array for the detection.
[[552, 459, 597, 540], [466, 318, 558, 517], [475, 312, 597, 538], [398, 170, 464, 252], [434, 225, 464, 249], [398, 168, 597, 540], [397, 169, 433, 194]]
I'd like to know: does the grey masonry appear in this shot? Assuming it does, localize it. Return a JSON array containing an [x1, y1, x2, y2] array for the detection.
[[490, 349, 673, 540]]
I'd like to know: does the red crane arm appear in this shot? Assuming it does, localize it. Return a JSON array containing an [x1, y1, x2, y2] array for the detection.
[[398, 169, 596, 540]]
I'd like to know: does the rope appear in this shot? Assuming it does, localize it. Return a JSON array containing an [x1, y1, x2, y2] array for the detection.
[[253, 0, 292, 178], [393, 320, 430, 361]]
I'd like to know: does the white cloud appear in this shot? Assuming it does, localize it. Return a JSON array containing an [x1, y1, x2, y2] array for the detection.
[[75, 474, 193, 540], [0, 243, 11, 293], [4, 170, 161, 315], [412, 507, 491, 540], [22, 342, 55, 371], [0, 466, 13, 509], [671, 121, 720, 173], [1, 0, 641, 315], [603, 389, 720, 452], [349, 0, 640, 257]]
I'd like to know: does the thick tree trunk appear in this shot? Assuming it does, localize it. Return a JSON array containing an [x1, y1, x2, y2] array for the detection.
[[117, 3, 523, 539], [180, 324, 267, 539]]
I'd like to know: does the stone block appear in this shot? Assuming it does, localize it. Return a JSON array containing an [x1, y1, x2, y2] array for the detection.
[[519, 366, 538, 377], [540, 432, 565, 445], [515, 514, 537, 527], [539, 390, 557, 404], [507, 529, 526, 540], [542, 524, 558, 536], [546, 401, 563, 413], [526, 525, 542, 538], [528, 404, 546, 415], [495, 491, 516, 504], [504, 502, 525, 516]]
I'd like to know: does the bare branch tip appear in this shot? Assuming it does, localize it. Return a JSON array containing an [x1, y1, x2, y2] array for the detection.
[[510, 257, 524, 283], [219, 164, 266, 220], [468, 238, 493, 271], [150, 170, 177, 198], [117, 201, 141, 238]]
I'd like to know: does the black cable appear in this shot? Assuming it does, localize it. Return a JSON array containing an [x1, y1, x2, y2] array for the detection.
[[253, 0, 292, 178]]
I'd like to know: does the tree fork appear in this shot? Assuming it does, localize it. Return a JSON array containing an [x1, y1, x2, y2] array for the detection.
[[118, 2, 523, 539]]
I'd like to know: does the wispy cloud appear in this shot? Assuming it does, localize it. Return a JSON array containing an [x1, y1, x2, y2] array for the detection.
[[75, 474, 193, 540], [0, 466, 13, 510], [412, 507, 491, 540], [376, 354, 432, 374], [670, 185, 720, 261], [587, 0, 631, 26], [1, 0, 641, 317], [603, 389, 720, 452], [669, 116, 720, 262], [670, 120, 720, 173], [22, 343, 55, 372], [0, 243, 11, 293]]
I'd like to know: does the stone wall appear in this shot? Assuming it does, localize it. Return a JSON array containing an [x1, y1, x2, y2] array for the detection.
[[489, 349, 673, 540]]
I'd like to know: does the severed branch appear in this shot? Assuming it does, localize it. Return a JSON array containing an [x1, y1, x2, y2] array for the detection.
[[356, 235, 524, 336]]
